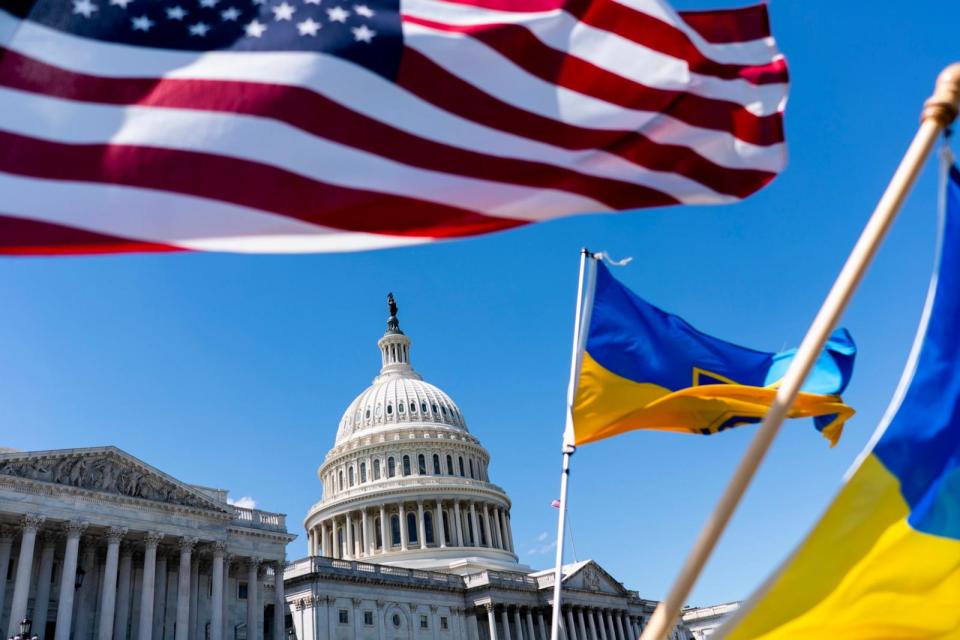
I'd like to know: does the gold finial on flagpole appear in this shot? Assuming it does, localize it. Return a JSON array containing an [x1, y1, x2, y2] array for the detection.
[[923, 63, 960, 126]]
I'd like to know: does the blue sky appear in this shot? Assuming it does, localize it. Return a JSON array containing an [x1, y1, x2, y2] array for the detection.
[[1, 0, 958, 608]]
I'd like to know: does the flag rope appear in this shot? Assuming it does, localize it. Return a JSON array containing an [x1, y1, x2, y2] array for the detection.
[[640, 62, 960, 640]]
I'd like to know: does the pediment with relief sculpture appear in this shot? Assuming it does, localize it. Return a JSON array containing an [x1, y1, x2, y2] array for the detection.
[[0, 446, 229, 512]]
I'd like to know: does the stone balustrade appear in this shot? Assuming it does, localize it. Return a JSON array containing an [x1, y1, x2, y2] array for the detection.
[[231, 506, 287, 531]]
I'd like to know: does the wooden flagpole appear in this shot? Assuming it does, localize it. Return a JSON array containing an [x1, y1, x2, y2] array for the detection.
[[550, 249, 597, 640], [639, 62, 960, 640]]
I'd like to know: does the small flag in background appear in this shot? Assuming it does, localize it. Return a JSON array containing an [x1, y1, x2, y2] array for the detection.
[[720, 162, 960, 639], [0, 0, 787, 254], [571, 263, 856, 447], [550, 499, 561, 509]]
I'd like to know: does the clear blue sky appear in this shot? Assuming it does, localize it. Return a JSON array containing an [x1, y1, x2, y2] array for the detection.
[[1, 0, 957, 608]]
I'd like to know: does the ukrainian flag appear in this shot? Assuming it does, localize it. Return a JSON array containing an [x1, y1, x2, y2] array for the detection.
[[571, 263, 856, 446], [719, 164, 960, 639]]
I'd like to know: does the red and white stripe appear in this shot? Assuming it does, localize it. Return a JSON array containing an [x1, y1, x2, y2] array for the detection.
[[0, 0, 787, 255]]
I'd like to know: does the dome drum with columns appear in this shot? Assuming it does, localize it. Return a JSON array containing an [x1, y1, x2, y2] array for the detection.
[[304, 296, 522, 574]]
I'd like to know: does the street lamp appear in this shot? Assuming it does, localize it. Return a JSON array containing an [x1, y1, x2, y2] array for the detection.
[[9, 618, 39, 640]]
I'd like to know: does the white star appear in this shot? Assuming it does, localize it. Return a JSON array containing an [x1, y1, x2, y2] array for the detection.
[[326, 6, 348, 22], [244, 19, 267, 36], [303, 0, 321, 4], [353, 4, 373, 17], [351, 23, 374, 42], [131, 14, 154, 30], [199, 0, 219, 7], [109, 0, 134, 8], [271, 1, 295, 20], [220, 7, 240, 20], [296, 17, 320, 34], [166, 5, 187, 18], [72, 0, 98, 18], [188, 21, 211, 35]]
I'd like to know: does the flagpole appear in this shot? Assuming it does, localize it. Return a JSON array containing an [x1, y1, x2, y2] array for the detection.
[[550, 248, 597, 640], [639, 62, 960, 640]]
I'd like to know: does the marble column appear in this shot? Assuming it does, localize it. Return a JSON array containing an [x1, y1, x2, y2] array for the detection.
[[485, 606, 498, 640], [535, 611, 547, 640], [513, 608, 524, 640], [436, 502, 446, 549], [489, 508, 500, 549], [416, 502, 426, 548], [319, 523, 328, 557], [453, 503, 464, 547], [587, 609, 598, 640], [378, 507, 387, 553], [564, 608, 577, 640], [137, 533, 162, 640], [0, 526, 12, 635], [497, 511, 509, 552], [175, 538, 197, 640], [525, 610, 535, 640], [361, 511, 371, 557], [469, 503, 479, 546], [114, 544, 134, 640], [210, 543, 225, 640], [221, 556, 233, 640], [153, 551, 169, 640], [31, 534, 56, 637], [272, 561, 285, 640], [604, 611, 616, 640], [246, 558, 260, 640], [499, 608, 511, 640], [468, 609, 480, 640], [54, 522, 88, 640], [576, 609, 588, 640], [482, 505, 493, 548], [188, 558, 199, 640], [7, 515, 45, 637], [594, 610, 607, 640], [504, 513, 514, 552], [398, 505, 409, 552], [98, 527, 128, 640], [617, 613, 628, 640], [330, 520, 339, 560], [345, 514, 354, 560]]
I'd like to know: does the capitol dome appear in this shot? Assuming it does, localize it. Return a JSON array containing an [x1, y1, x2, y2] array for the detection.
[[304, 295, 520, 573]]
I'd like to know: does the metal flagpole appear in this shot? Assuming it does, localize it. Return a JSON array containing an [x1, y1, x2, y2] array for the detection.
[[639, 62, 960, 640], [550, 248, 598, 640]]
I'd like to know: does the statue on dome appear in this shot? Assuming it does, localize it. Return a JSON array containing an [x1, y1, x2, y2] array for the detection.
[[386, 292, 403, 334]]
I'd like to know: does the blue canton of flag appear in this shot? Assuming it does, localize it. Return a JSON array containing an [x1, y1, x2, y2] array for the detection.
[[5, 0, 400, 76]]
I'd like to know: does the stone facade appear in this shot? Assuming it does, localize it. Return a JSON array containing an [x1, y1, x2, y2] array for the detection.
[[0, 447, 294, 640], [681, 602, 740, 639]]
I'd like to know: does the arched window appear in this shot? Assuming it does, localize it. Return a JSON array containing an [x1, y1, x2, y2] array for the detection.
[[467, 517, 474, 545], [360, 462, 367, 483], [424, 511, 435, 545], [421, 402, 427, 412], [407, 513, 418, 544], [410, 401, 416, 412], [375, 517, 383, 549], [386, 403, 393, 415], [441, 405, 447, 415], [442, 511, 451, 545], [348, 466, 355, 487], [402, 455, 411, 476], [417, 454, 426, 475], [431, 403, 439, 414], [432, 454, 441, 475], [468, 459, 474, 479], [391, 515, 401, 546], [338, 470, 344, 490], [399, 403, 405, 414], [338, 527, 344, 556], [373, 459, 381, 480], [458, 457, 465, 477], [388, 457, 396, 478], [446, 455, 454, 475], [479, 514, 487, 546]]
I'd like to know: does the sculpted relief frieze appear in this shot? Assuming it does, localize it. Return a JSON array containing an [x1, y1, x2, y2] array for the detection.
[[0, 453, 213, 510]]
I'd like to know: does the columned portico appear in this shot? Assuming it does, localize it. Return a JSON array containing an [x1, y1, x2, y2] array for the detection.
[[7, 514, 44, 637]]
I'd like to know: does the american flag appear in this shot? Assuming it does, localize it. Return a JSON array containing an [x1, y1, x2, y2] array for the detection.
[[0, 0, 787, 255]]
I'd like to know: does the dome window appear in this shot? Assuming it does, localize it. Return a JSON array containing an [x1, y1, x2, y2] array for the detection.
[[432, 454, 441, 475], [469, 459, 474, 479], [360, 462, 367, 483], [421, 402, 427, 412], [402, 455, 411, 476], [398, 403, 405, 414], [441, 405, 447, 415], [387, 457, 396, 478], [458, 456, 465, 477], [418, 454, 427, 475], [407, 513, 418, 544], [386, 404, 393, 415], [348, 466, 355, 487], [432, 404, 438, 414], [446, 455, 454, 475], [410, 402, 416, 412], [365, 409, 371, 419], [373, 459, 381, 480], [391, 515, 401, 546]]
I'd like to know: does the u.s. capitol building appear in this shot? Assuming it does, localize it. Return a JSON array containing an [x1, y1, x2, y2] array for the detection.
[[0, 298, 729, 640]]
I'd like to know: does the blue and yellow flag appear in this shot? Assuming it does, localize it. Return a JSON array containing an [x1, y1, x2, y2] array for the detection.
[[571, 263, 856, 446], [720, 164, 960, 639]]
